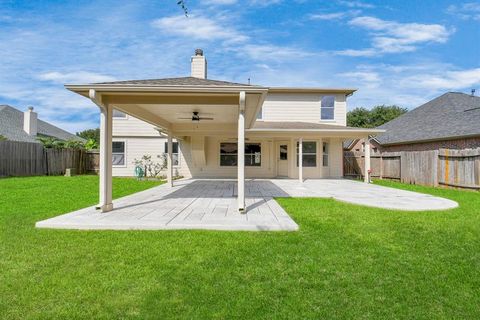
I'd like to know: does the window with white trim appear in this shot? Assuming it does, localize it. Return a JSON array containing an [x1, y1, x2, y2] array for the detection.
[[112, 141, 125, 166], [113, 109, 127, 118], [323, 142, 329, 167], [256, 107, 263, 120], [164, 142, 179, 166], [220, 143, 262, 166], [296, 141, 317, 167], [320, 96, 335, 120]]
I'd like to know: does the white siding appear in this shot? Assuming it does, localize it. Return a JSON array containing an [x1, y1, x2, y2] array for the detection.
[[113, 115, 160, 137], [262, 93, 347, 126]]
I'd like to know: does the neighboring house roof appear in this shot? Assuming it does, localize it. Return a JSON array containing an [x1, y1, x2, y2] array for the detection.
[[375, 92, 480, 145], [94, 76, 257, 87], [343, 139, 358, 150], [0, 105, 83, 143]]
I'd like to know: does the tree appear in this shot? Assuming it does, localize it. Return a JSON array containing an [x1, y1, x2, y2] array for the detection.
[[76, 128, 100, 146], [0, 135, 6, 141], [347, 105, 407, 128]]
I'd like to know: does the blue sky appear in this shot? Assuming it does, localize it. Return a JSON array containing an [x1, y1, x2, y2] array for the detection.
[[0, 0, 479, 132]]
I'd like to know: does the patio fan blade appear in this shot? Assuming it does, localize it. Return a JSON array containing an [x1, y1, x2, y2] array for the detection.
[[198, 117, 214, 120]]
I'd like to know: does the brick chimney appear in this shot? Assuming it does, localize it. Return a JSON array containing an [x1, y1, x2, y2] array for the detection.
[[24, 106, 38, 136], [191, 49, 207, 79]]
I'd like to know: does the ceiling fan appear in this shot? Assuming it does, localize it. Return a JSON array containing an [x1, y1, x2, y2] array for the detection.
[[177, 111, 214, 122]]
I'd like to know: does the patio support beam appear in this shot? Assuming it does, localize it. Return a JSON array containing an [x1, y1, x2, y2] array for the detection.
[[299, 138, 303, 182], [90, 89, 113, 212], [238, 91, 246, 212], [167, 133, 173, 187], [364, 136, 371, 183]]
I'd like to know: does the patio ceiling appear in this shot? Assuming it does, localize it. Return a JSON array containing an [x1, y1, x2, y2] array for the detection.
[[66, 85, 267, 132]]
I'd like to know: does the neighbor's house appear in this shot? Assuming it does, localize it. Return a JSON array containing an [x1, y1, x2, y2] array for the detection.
[[0, 105, 81, 143], [344, 92, 480, 154], [66, 49, 382, 212]]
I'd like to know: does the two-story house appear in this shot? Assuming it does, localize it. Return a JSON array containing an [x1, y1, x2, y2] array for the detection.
[[66, 49, 382, 212]]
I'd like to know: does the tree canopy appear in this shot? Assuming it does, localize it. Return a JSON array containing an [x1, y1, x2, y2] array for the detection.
[[347, 105, 407, 128], [76, 128, 100, 145]]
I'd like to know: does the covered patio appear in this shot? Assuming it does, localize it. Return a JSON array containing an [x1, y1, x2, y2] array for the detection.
[[36, 178, 458, 231]]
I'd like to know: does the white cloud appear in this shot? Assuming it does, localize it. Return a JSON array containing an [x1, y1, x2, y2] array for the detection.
[[249, 0, 283, 6], [242, 44, 311, 61], [446, 2, 480, 21], [337, 16, 453, 56], [38, 71, 116, 84], [151, 15, 248, 43], [338, 0, 375, 9], [309, 12, 347, 20], [404, 67, 480, 90]]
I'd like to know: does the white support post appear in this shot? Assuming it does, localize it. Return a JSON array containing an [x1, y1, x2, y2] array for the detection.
[[167, 133, 173, 187], [299, 138, 303, 182], [364, 137, 371, 183], [238, 91, 246, 212], [99, 103, 113, 212]]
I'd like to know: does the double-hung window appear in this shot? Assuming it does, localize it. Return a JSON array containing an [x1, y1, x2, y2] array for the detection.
[[112, 141, 125, 166], [164, 142, 179, 166], [220, 143, 262, 166], [323, 142, 329, 167], [320, 96, 335, 120], [296, 141, 317, 167]]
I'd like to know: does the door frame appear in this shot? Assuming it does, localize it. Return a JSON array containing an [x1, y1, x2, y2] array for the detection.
[[275, 140, 290, 177]]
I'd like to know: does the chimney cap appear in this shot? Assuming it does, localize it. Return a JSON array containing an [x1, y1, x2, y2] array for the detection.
[[471, 89, 476, 97], [27, 106, 34, 111], [195, 48, 204, 56]]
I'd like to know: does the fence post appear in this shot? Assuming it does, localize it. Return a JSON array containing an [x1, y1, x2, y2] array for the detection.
[[379, 155, 383, 180], [433, 150, 439, 187]]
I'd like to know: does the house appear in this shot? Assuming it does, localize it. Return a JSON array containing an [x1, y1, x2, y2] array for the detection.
[[0, 105, 81, 143], [66, 49, 382, 212], [344, 92, 480, 154]]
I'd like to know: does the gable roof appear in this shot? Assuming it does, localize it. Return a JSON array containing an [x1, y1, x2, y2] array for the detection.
[[375, 92, 480, 145], [94, 76, 256, 87], [0, 105, 83, 143]]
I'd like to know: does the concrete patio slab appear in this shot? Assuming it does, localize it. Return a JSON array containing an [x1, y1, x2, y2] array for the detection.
[[36, 179, 458, 231]]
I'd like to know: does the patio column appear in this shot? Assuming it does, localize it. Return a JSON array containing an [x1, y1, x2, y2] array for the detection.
[[99, 103, 113, 212], [364, 136, 371, 183], [238, 91, 246, 212], [167, 133, 173, 187], [298, 138, 303, 182]]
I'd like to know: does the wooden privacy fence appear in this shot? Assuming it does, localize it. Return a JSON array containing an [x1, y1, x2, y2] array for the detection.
[[0, 141, 89, 177], [344, 148, 480, 189]]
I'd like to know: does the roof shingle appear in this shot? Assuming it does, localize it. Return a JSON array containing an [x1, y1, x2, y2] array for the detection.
[[375, 92, 480, 145], [94, 76, 256, 87]]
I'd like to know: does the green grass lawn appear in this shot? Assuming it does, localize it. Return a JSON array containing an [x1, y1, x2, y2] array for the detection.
[[1, 176, 479, 319]]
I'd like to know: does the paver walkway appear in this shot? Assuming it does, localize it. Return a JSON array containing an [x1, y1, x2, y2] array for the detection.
[[36, 179, 458, 231]]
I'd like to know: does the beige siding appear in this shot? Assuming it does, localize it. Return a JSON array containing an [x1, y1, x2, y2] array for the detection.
[[113, 115, 160, 137], [112, 137, 181, 177], [262, 93, 347, 126]]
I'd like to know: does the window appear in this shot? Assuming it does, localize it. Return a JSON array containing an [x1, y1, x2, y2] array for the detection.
[[279, 144, 288, 160], [164, 142, 179, 166], [320, 96, 335, 120], [323, 142, 329, 167], [256, 107, 263, 120], [113, 109, 127, 118], [296, 141, 317, 167], [245, 143, 261, 166], [220, 143, 262, 166], [112, 141, 125, 166]]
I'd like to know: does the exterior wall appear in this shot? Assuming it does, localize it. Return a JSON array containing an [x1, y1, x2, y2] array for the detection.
[[261, 93, 347, 126], [380, 137, 480, 152], [113, 114, 160, 137]]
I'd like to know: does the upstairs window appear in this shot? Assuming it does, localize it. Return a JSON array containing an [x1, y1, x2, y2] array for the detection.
[[256, 107, 263, 120], [320, 96, 335, 120], [113, 109, 127, 118], [164, 142, 179, 166]]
